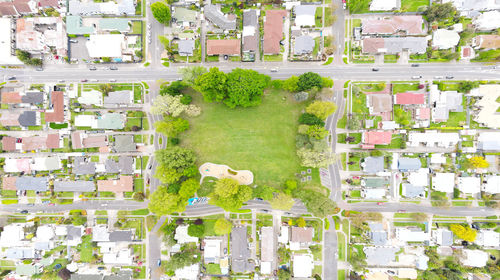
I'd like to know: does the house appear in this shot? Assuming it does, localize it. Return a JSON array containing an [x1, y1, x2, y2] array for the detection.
[[54, 181, 95, 192], [86, 34, 127, 59], [398, 158, 422, 171], [92, 226, 134, 242], [230, 226, 254, 273], [18, 111, 38, 127], [432, 173, 455, 193], [473, 11, 500, 30], [292, 255, 313, 278], [473, 35, 500, 50], [290, 227, 313, 247], [1, 90, 44, 105], [476, 230, 500, 247], [394, 93, 425, 105], [32, 156, 61, 171], [242, 10, 258, 54], [396, 228, 429, 243], [16, 177, 48, 192], [364, 247, 398, 265], [408, 169, 429, 186], [206, 39, 240, 56], [260, 227, 274, 275], [445, 0, 500, 12], [362, 37, 427, 54], [362, 177, 390, 188], [0, 21, 20, 64], [4, 158, 31, 173], [174, 264, 199, 280], [203, 238, 221, 263], [0, 112, 21, 127], [460, 249, 489, 267], [293, 35, 314, 55], [294, 5, 316, 27], [362, 156, 385, 174], [73, 157, 96, 175], [66, 16, 95, 35], [368, 223, 388, 245], [1, 134, 61, 152], [97, 176, 133, 193], [474, 85, 500, 128], [114, 135, 136, 152], [402, 183, 426, 198], [370, 0, 398, 11], [172, 7, 197, 28], [362, 188, 386, 199], [478, 132, 500, 151], [204, 4, 236, 30], [363, 131, 392, 146], [429, 85, 463, 122], [68, 0, 135, 16], [408, 131, 460, 148], [15, 264, 42, 276], [367, 94, 392, 114], [0, 2, 19, 16], [178, 40, 195, 57], [457, 176, 481, 194], [97, 113, 125, 129], [103, 156, 134, 174], [45, 91, 64, 123], [16, 17, 67, 57], [263, 10, 286, 55], [78, 90, 103, 106], [432, 29, 460, 49], [361, 16, 424, 35], [483, 175, 500, 194], [0, 224, 26, 246], [432, 229, 454, 246], [278, 226, 289, 244], [174, 225, 199, 244]]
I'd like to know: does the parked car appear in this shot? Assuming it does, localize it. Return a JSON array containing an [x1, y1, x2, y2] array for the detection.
[[54, 264, 62, 269], [89, 66, 97, 70], [372, 68, 379, 71], [7, 76, 15, 80], [411, 75, 422, 79], [446, 75, 454, 79], [271, 68, 278, 72], [377, 202, 384, 205], [69, 40, 78, 43], [110, 66, 118, 70], [434, 76, 444, 79], [20, 210, 28, 214], [411, 64, 419, 67], [157, 259, 161, 266], [35, 67, 43, 71], [81, 79, 88, 82], [109, 79, 117, 82]]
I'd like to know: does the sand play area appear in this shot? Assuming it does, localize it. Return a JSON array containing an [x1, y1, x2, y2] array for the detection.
[[199, 163, 254, 185]]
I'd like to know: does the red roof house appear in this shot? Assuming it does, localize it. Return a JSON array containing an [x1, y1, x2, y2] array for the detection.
[[363, 131, 393, 145], [45, 91, 64, 123], [395, 92, 425, 105], [206, 39, 240, 56], [1, 92, 22, 104], [263, 10, 287, 54], [1, 136, 16, 151]]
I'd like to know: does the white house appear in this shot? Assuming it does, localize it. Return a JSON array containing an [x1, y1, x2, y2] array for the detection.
[[473, 10, 500, 30], [457, 176, 481, 194], [396, 228, 430, 243], [432, 29, 460, 49], [476, 230, 500, 247], [408, 131, 460, 148], [461, 249, 489, 267], [433, 173, 455, 193], [293, 254, 313, 278], [483, 175, 500, 194]]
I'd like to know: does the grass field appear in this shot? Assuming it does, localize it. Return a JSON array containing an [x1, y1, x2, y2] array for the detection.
[[181, 89, 304, 186], [401, 0, 429, 11]]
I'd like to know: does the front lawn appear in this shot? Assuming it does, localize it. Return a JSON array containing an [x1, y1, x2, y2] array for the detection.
[[206, 263, 221, 274], [181, 89, 304, 186], [78, 235, 93, 263], [392, 83, 420, 94], [401, 0, 429, 12]]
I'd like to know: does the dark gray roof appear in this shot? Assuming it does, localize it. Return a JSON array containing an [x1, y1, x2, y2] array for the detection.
[[16, 176, 48, 191], [103, 271, 132, 280], [105, 158, 120, 173], [22, 92, 44, 104], [54, 181, 95, 192], [109, 230, 133, 242], [231, 226, 254, 273], [114, 135, 136, 153], [103, 91, 132, 106], [294, 35, 314, 55], [73, 157, 96, 175], [18, 111, 37, 127], [370, 231, 388, 246], [402, 183, 425, 198], [204, 4, 236, 30], [243, 9, 257, 26], [67, 226, 83, 240], [398, 157, 422, 171], [178, 39, 195, 56], [439, 230, 453, 246], [118, 156, 134, 174], [363, 157, 384, 174]]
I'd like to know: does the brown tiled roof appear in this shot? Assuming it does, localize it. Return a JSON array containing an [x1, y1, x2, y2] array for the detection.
[[206, 39, 241, 55], [0, 3, 18, 16], [13, 0, 32, 13], [263, 10, 286, 54], [22, 136, 46, 151], [362, 38, 385, 54], [97, 176, 133, 193], [45, 91, 64, 123], [83, 136, 107, 148], [243, 35, 258, 52], [476, 35, 500, 49], [362, 16, 424, 35], [46, 134, 60, 149], [38, 0, 58, 7], [2, 177, 17, 190], [2, 137, 16, 152], [0, 112, 20, 126], [1, 92, 22, 104], [290, 227, 313, 243], [71, 131, 82, 149]]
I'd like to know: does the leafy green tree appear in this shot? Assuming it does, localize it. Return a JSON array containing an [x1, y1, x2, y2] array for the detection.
[[282, 76, 299, 92], [154, 117, 189, 137], [299, 113, 325, 126], [307, 125, 329, 140], [178, 178, 199, 199], [424, 2, 456, 23], [214, 218, 233, 235], [158, 35, 170, 49], [278, 247, 291, 263], [195, 67, 228, 102], [298, 72, 323, 91], [322, 77, 334, 88], [277, 268, 291, 280], [293, 189, 337, 217], [283, 180, 298, 195], [253, 185, 275, 200], [160, 81, 187, 96], [449, 224, 477, 242], [163, 244, 200, 275], [270, 192, 295, 210], [209, 178, 252, 211], [296, 217, 306, 227], [156, 147, 196, 172], [458, 81, 478, 93], [151, 1, 171, 25], [151, 95, 186, 117], [187, 224, 205, 237], [306, 101, 337, 120], [154, 164, 182, 184], [224, 68, 270, 108], [297, 147, 336, 168], [98, 83, 113, 94], [149, 186, 185, 215], [179, 66, 207, 84]]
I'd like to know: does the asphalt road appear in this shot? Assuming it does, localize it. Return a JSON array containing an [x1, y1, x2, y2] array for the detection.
[[323, 217, 338, 280]]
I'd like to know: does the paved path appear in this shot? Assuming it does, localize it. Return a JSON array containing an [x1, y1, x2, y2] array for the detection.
[[323, 217, 338, 280]]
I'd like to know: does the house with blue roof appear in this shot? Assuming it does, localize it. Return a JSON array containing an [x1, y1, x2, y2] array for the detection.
[[398, 157, 422, 171]]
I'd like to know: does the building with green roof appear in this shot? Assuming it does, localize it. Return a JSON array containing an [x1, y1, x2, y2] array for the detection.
[[16, 264, 42, 276], [66, 16, 95, 35], [99, 18, 130, 33], [96, 113, 125, 130], [362, 177, 390, 188]]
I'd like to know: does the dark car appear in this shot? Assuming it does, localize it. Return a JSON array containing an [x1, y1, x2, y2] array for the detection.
[[411, 64, 419, 67], [372, 68, 379, 71], [255, 198, 263, 201], [20, 210, 28, 214], [157, 259, 161, 266], [7, 76, 15, 80], [97, 266, 106, 270], [54, 264, 62, 270], [110, 66, 118, 70]]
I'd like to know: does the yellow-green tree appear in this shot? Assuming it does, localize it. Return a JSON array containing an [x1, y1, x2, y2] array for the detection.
[[468, 156, 489, 169], [449, 224, 477, 242], [296, 217, 306, 227], [269, 192, 295, 210]]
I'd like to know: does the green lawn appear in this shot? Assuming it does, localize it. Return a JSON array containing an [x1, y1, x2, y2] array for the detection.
[[338, 269, 346, 280], [401, 0, 429, 12], [78, 235, 93, 263], [180, 89, 304, 186], [348, 0, 371, 14], [206, 263, 221, 274], [315, 7, 323, 27], [392, 83, 420, 94]]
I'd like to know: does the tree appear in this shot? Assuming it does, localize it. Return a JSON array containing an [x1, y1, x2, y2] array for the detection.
[[193, 218, 203, 225], [424, 2, 456, 23], [148, 187, 186, 215], [347, 114, 362, 130], [214, 218, 233, 235], [306, 101, 337, 120], [224, 68, 270, 108], [253, 185, 275, 201], [156, 147, 196, 172], [282, 76, 299, 92], [209, 178, 253, 211], [98, 83, 113, 94], [154, 117, 189, 137], [293, 189, 337, 218], [322, 77, 334, 88], [410, 212, 428, 222], [278, 268, 291, 280], [158, 35, 170, 50], [278, 247, 291, 263], [449, 224, 477, 242], [151, 95, 186, 117], [307, 125, 329, 140], [299, 113, 325, 126], [195, 67, 228, 102], [296, 217, 306, 227], [178, 178, 199, 199], [467, 156, 489, 169], [132, 192, 145, 201], [151, 1, 171, 25], [187, 224, 205, 238], [179, 66, 207, 84], [283, 180, 298, 195], [160, 81, 187, 96], [297, 147, 336, 168], [16, 50, 43, 66], [298, 72, 323, 91], [270, 192, 295, 210]]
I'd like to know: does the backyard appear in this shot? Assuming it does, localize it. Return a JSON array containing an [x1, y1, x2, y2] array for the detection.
[[181, 89, 304, 186]]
